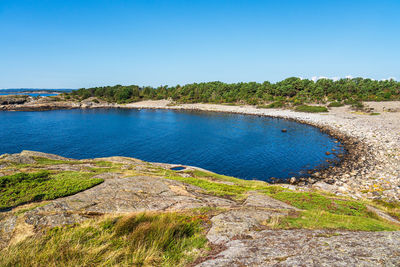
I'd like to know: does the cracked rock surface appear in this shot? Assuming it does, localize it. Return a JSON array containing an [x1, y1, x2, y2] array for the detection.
[[23, 175, 235, 230], [197, 230, 400, 267]]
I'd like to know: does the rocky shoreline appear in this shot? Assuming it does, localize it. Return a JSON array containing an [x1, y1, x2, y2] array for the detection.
[[1, 96, 399, 201]]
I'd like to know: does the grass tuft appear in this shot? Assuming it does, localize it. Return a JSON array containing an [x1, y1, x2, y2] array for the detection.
[[0, 212, 208, 267], [268, 210, 400, 231]]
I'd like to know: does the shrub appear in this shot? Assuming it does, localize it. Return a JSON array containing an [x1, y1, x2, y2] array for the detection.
[[344, 99, 364, 110], [351, 101, 364, 109], [328, 101, 344, 107], [294, 105, 328, 113]]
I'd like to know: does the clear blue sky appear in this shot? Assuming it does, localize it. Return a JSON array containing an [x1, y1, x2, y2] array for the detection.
[[0, 0, 399, 88]]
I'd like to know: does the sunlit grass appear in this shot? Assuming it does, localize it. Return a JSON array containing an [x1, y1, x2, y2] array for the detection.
[[0, 212, 208, 267]]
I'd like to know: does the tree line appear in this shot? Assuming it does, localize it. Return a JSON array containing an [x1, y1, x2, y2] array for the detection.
[[66, 77, 400, 105]]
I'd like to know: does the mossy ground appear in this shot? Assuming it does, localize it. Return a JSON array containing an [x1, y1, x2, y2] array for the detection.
[[0, 171, 103, 210], [0, 157, 129, 210]]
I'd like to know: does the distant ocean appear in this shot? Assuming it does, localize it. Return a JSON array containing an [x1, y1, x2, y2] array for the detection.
[[0, 89, 74, 97]]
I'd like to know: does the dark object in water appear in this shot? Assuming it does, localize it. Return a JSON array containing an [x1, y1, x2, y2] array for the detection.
[[171, 166, 186, 171], [281, 129, 287, 133], [325, 151, 331, 155]]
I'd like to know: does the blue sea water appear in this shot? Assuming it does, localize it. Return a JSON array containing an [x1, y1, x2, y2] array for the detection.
[[0, 92, 58, 97], [0, 109, 344, 182]]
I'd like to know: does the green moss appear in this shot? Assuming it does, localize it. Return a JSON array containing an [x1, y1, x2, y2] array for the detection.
[[162, 169, 286, 200], [166, 174, 248, 199], [272, 210, 400, 231], [294, 105, 328, 113], [94, 161, 114, 167], [0, 212, 208, 267], [0, 171, 103, 210], [270, 192, 372, 217], [34, 157, 82, 165]]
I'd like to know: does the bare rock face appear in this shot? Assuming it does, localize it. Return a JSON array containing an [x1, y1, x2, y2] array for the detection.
[[0, 215, 17, 249], [197, 230, 400, 267], [206, 208, 287, 245], [206, 193, 300, 245], [0, 153, 36, 164], [0, 151, 73, 165], [0, 95, 29, 105], [243, 193, 300, 210], [20, 150, 73, 161], [22, 175, 235, 230]]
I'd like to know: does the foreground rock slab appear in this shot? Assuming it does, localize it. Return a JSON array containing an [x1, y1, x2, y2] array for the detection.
[[24, 175, 235, 230], [197, 230, 400, 267]]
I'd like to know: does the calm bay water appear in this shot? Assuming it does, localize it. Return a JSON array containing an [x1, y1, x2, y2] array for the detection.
[[0, 109, 344, 182]]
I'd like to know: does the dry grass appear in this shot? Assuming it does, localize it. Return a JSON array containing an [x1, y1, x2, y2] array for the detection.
[[0, 212, 208, 267]]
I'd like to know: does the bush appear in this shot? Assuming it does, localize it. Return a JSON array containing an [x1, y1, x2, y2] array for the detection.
[[328, 101, 344, 107], [292, 99, 304, 106], [294, 105, 328, 113], [344, 99, 364, 110]]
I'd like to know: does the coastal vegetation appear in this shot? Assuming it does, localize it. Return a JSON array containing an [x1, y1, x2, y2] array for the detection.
[[327, 101, 344, 107], [0, 212, 208, 266], [294, 105, 328, 113], [67, 77, 400, 105]]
